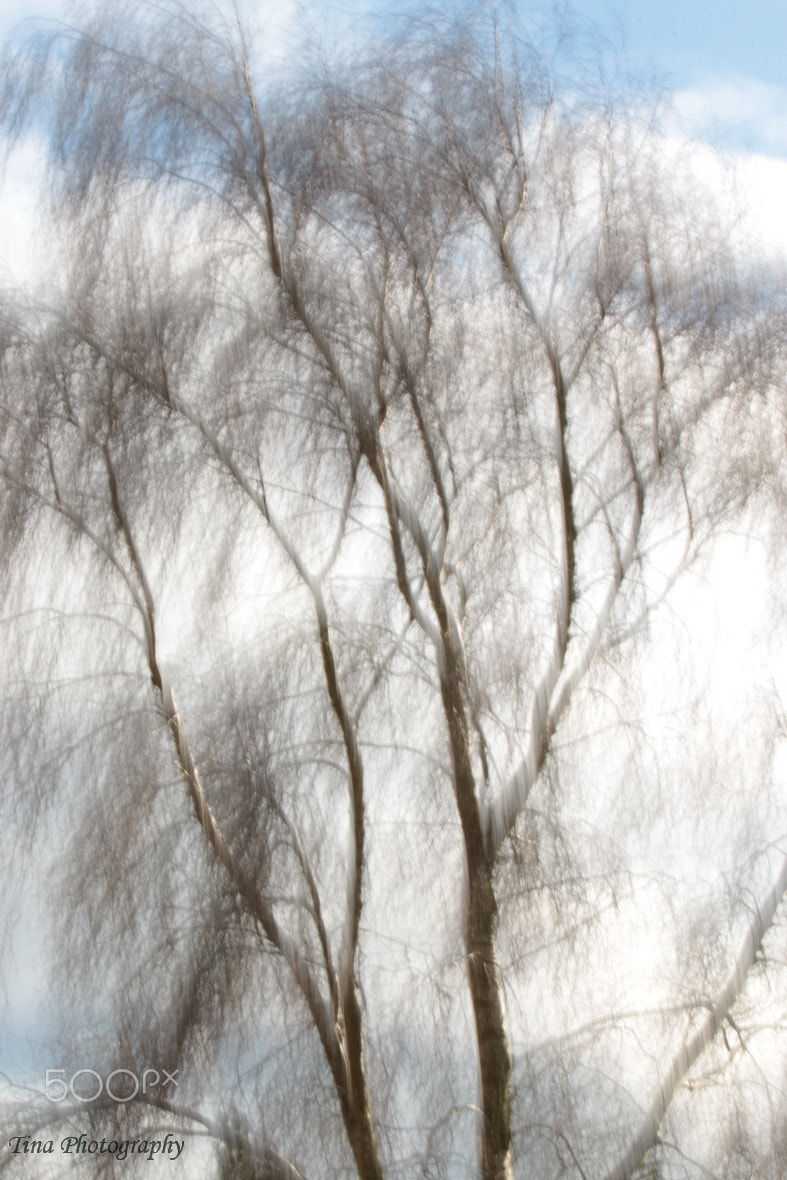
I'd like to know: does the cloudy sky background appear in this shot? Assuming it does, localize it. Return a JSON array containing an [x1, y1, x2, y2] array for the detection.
[[1, 0, 786, 267], [0, 0, 785, 1103]]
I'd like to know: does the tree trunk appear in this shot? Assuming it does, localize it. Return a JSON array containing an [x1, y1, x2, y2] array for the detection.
[[436, 610, 514, 1180], [467, 861, 514, 1180]]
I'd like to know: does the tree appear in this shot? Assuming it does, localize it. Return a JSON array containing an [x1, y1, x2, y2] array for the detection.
[[1, 3, 785, 1178]]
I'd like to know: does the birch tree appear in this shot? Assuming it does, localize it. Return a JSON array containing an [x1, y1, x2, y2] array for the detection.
[[1, 4, 786, 1179]]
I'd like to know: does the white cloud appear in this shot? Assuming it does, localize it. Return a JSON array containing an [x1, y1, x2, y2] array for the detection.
[[656, 81, 787, 259], [674, 75, 787, 158], [0, 137, 48, 287], [687, 141, 787, 259], [733, 150, 787, 258]]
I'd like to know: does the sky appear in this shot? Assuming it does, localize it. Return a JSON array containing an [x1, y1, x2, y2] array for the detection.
[[0, 0, 785, 148], [574, 0, 787, 88], [1, 0, 786, 279], [567, 1, 787, 254], [572, 0, 787, 154]]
